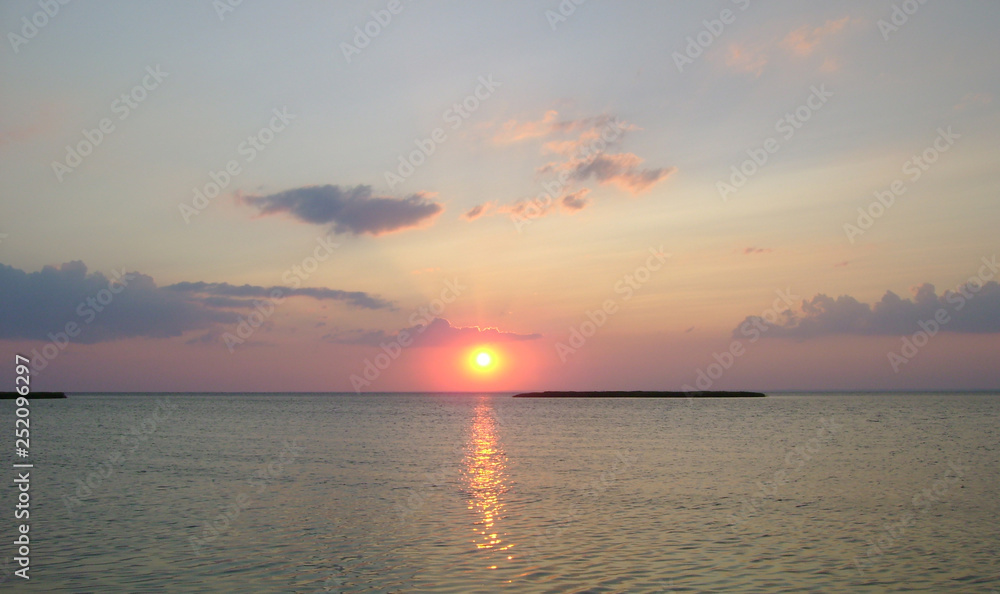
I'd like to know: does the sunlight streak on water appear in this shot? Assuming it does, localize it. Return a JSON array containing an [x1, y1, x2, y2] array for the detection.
[[463, 400, 514, 564]]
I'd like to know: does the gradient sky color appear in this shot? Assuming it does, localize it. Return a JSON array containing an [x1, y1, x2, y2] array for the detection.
[[1, 0, 998, 392]]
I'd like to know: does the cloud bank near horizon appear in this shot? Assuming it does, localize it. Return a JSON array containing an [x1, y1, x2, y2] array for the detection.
[[0, 261, 394, 344], [734, 279, 1000, 339]]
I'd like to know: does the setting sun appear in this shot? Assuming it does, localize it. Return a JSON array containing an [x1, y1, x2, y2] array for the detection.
[[469, 347, 499, 375]]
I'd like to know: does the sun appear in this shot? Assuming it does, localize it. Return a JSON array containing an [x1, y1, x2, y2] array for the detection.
[[468, 347, 499, 374]]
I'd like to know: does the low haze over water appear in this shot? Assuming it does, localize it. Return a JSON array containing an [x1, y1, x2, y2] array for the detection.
[[5, 392, 998, 592]]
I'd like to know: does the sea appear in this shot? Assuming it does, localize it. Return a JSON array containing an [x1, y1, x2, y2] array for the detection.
[[2, 392, 998, 592]]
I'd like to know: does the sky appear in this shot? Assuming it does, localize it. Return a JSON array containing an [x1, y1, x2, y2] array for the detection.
[[1, 0, 998, 392]]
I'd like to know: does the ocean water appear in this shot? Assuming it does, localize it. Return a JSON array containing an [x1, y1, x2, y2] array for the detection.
[[3, 392, 999, 592]]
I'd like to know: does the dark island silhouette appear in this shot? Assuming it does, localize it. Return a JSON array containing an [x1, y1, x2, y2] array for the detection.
[[513, 390, 765, 398], [1, 391, 67, 399]]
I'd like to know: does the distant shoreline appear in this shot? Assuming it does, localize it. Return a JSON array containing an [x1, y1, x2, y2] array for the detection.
[[512, 390, 766, 398], [0, 391, 66, 399]]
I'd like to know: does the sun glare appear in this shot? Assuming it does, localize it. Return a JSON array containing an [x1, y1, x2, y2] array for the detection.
[[469, 347, 499, 374]]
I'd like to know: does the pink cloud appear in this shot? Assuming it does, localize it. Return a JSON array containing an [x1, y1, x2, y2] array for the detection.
[[725, 43, 768, 76], [955, 93, 993, 111], [781, 17, 850, 56], [462, 202, 493, 221], [542, 152, 675, 194], [560, 189, 590, 212]]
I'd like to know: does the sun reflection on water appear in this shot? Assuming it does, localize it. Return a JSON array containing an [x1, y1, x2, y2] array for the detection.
[[463, 400, 513, 563]]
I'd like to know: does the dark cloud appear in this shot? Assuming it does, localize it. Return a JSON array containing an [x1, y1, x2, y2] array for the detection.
[[462, 203, 491, 221], [560, 189, 590, 211], [0, 261, 394, 345], [551, 153, 676, 194], [0, 261, 237, 344], [243, 184, 443, 235], [733, 281, 1000, 339], [325, 317, 541, 347], [165, 281, 393, 310]]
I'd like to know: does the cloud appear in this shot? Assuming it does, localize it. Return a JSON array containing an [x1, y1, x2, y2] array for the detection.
[[462, 202, 493, 221], [494, 110, 560, 144], [543, 152, 676, 194], [955, 92, 993, 111], [733, 281, 1000, 339], [722, 17, 851, 76], [493, 110, 613, 144], [165, 281, 394, 310], [724, 44, 768, 76], [468, 111, 674, 223], [463, 188, 592, 222], [0, 261, 394, 345], [325, 317, 541, 347], [560, 189, 590, 211], [0, 104, 59, 147], [242, 185, 443, 236], [410, 267, 441, 275], [0, 261, 237, 344], [833, 260, 850, 268], [781, 17, 849, 56], [742, 247, 772, 255]]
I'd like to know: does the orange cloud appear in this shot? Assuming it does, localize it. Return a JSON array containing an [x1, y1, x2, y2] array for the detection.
[[954, 93, 993, 111], [725, 43, 768, 76], [462, 202, 493, 221], [781, 17, 849, 57], [541, 152, 675, 194], [493, 110, 560, 144], [560, 189, 590, 212]]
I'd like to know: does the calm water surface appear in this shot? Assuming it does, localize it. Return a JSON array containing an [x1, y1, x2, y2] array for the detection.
[[2, 392, 998, 592]]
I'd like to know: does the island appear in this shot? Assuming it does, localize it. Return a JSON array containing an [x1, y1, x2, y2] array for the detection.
[[0, 392, 67, 399], [513, 390, 765, 398]]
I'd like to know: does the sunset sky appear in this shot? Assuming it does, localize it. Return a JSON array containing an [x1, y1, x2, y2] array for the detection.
[[1, 1, 998, 392]]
